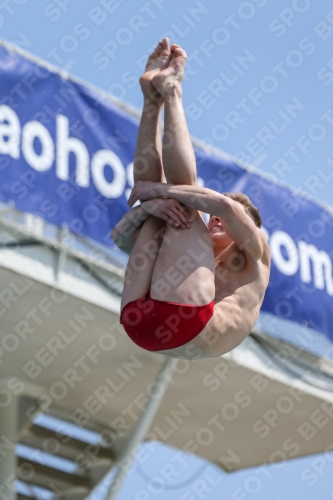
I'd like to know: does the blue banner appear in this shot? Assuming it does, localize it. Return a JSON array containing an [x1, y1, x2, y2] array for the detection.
[[1, 43, 333, 341]]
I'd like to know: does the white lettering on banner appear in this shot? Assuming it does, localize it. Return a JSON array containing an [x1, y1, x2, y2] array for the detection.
[[0, 105, 20, 158], [56, 114, 90, 187], [270, 230, 299, 276], [91, 149, 126, 198], [298, 241, 333, 294], [22, 121, 54, 171], [0, 105, 127, 197], [264, 228, 333, 296]]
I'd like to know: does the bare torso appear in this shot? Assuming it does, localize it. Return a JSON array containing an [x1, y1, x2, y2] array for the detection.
[[156, 235, 271, 359]]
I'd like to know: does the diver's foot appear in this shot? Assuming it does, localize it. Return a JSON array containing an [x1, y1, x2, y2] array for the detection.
[[151, 44, 187, 97], [139, 38, 171, 100]]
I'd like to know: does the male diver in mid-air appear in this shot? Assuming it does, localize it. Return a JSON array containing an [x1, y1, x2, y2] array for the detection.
[[111, 38, 271, 359]]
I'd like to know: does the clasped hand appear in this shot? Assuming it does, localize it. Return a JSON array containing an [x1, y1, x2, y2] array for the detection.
[[127, 180, 159, 206], [142, 199, 192, 229], [128, 181, 191, 230]]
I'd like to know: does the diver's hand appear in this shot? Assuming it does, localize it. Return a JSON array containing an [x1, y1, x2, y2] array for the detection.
[[141, 198, 191, 229]]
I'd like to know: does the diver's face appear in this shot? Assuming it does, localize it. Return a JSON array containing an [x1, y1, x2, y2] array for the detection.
[[208, 215, 224, 235], [208, 215, 233, 251]]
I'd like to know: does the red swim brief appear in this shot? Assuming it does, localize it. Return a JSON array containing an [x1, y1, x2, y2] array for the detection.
[[120, 292, 214, 352]]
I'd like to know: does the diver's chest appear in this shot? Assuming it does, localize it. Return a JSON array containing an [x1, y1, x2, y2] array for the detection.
[[214, 260, 252, 297]]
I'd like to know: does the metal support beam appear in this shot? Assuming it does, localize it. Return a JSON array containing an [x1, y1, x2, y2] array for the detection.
[[0, 391, 18, 500], [55, 225, 68, 281], [106, 357, 174, 500]]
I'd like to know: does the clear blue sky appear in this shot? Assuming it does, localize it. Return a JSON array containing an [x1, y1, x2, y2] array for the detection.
[[114, 442, 333, 500], [3, 0, 333, 498]]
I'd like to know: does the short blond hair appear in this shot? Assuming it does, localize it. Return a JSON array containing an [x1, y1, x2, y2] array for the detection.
[[223, 192, 262, 228]]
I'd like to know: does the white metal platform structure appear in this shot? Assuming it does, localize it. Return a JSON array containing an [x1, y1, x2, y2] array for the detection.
[[1, 206, 333, 500]]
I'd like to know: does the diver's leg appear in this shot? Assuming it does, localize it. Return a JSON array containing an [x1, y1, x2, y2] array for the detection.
[[152, 44, 197, 186], [121, 216, 165, 310], [134, 38, 171, 183], [150, 209, 215, 305]]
